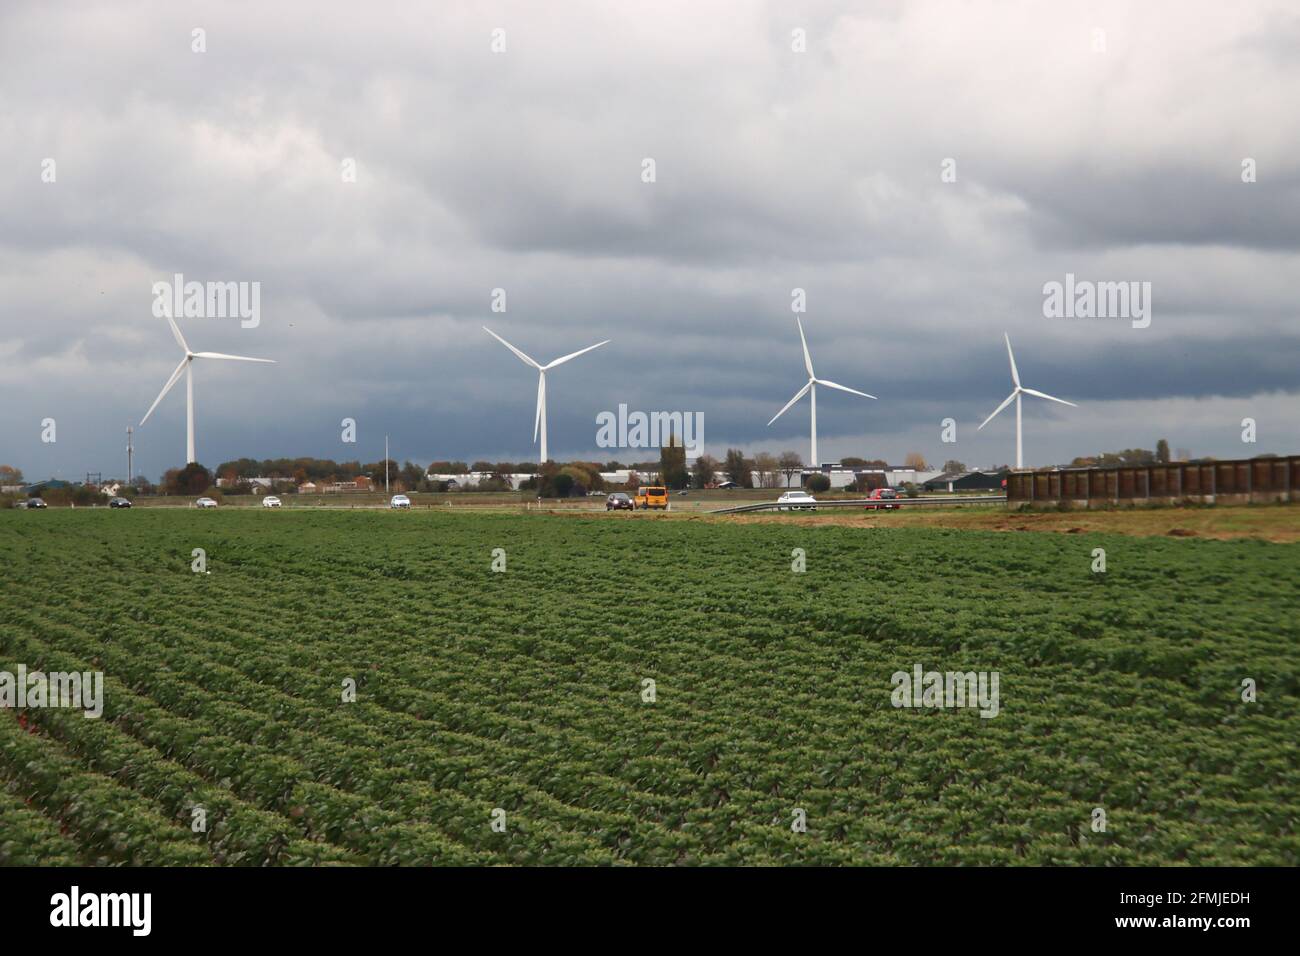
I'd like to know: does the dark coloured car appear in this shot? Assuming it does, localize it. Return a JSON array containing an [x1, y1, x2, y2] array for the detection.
[[606, 492, 634, 511], [108, 497, 132, 508], [23, 498, 48, 509]]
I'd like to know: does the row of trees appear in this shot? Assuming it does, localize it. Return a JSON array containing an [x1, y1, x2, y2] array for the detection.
[[30, 440, 1230, 504], [214, 457, 369, 482], [1067, 440, 1191, 468], [675, 450, 937, 490], [682, 451, 804, 489], [1065, 444, 1287, 469]]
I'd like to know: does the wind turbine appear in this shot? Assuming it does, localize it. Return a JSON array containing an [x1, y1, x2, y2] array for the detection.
[[767, 317, 875, 467], [140, 315, 275, 464], [483, 327, 609, 464], [978, 332, 1077, 469]]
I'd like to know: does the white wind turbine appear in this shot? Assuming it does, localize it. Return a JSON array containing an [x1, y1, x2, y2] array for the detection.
[[140, 315, 275, 464], [483, 326, 609, 464], [978, 332, 1077, 469], [767, 317, 875, 466]]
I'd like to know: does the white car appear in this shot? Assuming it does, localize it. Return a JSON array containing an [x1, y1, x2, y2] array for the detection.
[[194, 497, 219, 509], [390, 494, 411, 509], [777, 490, 817, 511], [262, 496, 282, 508]]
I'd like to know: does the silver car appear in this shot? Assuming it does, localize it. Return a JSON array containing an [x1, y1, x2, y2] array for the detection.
[[776, 491, 817, 511]]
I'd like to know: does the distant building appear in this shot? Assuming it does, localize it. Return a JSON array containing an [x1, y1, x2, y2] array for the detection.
[[923, 470, 1007, 492], [599, 470, 645, 487], [22, 479, 71, 495], [885, 468, 942, 487], [792, 464, 942, 491], [321, 476, 374, 493], [426, 471, 534, 489], [215, 476, 280, 490]]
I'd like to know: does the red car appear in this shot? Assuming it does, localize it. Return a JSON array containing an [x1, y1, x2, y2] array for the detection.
[[864, 487, 901, 510]]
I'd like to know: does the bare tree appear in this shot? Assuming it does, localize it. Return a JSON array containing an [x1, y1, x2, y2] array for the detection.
[[753, 452, 778, 488], [777, 451, 803, 488]]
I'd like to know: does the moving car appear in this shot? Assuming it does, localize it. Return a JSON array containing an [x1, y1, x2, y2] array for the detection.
[[864, 487, 900, 510], [777, 490, 817, 511], [633, 486, 669, 510], [606, 492, 634, 511], [262, 496, 282, 508], [19, 498, 47, 509], [390, 494, 411, 509], [194, 497, 218, 508], [108, 497, 132, 508]]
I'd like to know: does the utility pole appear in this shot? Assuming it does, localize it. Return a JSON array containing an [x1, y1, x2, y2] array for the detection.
[[385, 434, 389, 495], [126, 427, 134, 484]]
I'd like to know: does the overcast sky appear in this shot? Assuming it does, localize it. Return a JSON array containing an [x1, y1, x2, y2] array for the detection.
[[2, 0, 1297, 480]]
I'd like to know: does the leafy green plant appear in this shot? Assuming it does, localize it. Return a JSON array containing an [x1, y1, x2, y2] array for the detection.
[[0, 509, 1296, 866]]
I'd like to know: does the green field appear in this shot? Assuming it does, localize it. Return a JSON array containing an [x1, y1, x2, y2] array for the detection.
[[1, 510, 1297, 865]]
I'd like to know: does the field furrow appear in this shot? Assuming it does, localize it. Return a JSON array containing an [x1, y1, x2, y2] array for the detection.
[[1, 510, 1296, 865]]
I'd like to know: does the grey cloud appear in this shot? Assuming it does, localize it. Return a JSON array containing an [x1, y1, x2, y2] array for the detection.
[[1, 1, 1297, 481]]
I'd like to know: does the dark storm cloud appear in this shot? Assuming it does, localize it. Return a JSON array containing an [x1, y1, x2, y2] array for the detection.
[[1, 0, 1297, 481]]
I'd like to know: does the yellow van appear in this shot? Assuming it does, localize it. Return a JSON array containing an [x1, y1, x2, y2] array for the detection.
[[634, 486, 669, 510]]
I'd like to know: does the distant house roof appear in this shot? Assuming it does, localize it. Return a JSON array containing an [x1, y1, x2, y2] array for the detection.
[[23, 479, 72, 493], [923, 470, 1006, 490]]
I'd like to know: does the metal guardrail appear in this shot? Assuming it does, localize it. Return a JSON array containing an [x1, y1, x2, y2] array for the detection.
[[709, 495, 1007, 515]]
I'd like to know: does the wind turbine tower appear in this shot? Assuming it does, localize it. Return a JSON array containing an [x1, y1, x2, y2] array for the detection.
[[767, 317, 875, 467], [483, 326, 609, 464], [977, 333, 1078, 469], [140, 315, 275, 465]]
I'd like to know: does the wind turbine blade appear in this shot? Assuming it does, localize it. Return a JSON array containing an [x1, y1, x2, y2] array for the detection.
[[165, 315, 190, 353], [816, 379, 876, 400], [544, 340, 609, 370], [483, 327, 541, 369], [1021, 387, 1077, 408], [767, 380, 813, 426], [796, 317, 815, 379], [191, 352, 276, 363], [534, 373, 545, 442], [1004, 332, 1020, 387], [140, 356, 189, 426], [978, 390, 1018, 430]]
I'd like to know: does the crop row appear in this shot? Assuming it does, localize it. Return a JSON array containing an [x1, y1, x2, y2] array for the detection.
[[1, 510, 1296, 865]]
